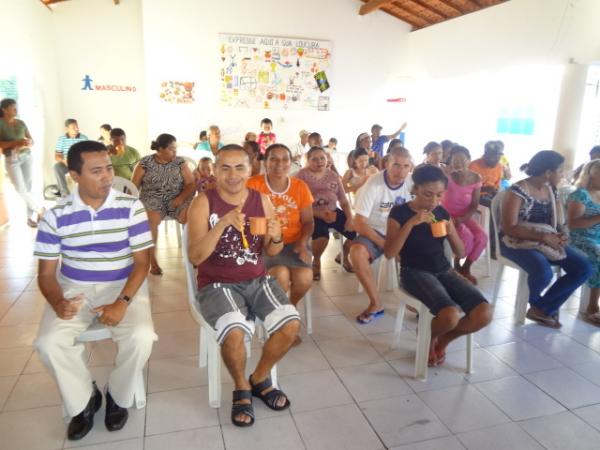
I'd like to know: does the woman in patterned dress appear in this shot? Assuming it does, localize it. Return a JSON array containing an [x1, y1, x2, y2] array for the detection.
[[132, 133, 196, 274], [568, 159, 600, 325]]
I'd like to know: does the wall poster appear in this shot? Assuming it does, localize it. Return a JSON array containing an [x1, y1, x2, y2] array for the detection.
[[219, 33, 331, 111]]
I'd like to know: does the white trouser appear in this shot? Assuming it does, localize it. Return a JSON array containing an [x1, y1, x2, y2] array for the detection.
[[34, 277, 157, 418], [4, 150, 41, 218]]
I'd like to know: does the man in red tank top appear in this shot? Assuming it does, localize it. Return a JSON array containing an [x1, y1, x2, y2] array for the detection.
[[187, 144, 300, 428]]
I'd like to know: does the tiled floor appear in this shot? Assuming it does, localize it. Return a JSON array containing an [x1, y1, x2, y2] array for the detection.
[[3, 217, 600, 449]]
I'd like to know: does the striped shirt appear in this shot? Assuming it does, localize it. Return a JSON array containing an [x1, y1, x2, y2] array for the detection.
[[34, 186, 154, 283], [55, 133, 90, 156]]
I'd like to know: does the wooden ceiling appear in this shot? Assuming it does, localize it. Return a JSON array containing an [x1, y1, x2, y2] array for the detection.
[[359, 0, 508, 30]]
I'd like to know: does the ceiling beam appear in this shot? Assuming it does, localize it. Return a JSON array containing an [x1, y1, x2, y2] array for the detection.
[[435, 0, 467, 14], [359, 0, 396, 15], [383, 4, 430, 28], [405, 0, 451, 19]]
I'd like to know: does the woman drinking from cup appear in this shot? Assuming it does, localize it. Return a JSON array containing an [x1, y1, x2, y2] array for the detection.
[[247, 144, 314, 317], [296, 146, 356, 280], [385, 165, 491, 366]]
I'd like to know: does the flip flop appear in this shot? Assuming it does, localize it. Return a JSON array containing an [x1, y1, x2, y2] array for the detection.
[[356, 309, 384, 324], [580, 311, 600, 327]]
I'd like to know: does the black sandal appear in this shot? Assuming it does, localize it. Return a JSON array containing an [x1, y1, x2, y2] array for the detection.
[[231, 390, 255, 427], [249, 376, 291, 411]]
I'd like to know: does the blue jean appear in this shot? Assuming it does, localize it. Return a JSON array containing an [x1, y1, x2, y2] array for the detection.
[[4, 150, 41, 217], [500, 242, 592, 315]]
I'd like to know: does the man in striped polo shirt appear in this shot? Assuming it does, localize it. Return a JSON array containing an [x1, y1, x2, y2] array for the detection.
[[54, 118, 89, 197], [34, 140, 157, 441]]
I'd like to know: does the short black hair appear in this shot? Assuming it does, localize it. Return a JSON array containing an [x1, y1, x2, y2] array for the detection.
[[412, 164, 448, 188], [306, 146, 326, 160], [100, 124, 111, 132], [440, 140, 454, 151], [0, 98, 16, 117], [329, 137, 337, 144], [590, 145, 600, 157], [67, 140, 108, 174], [484, 140, 503, 155], [265, 143, 292, 160], [308, 132, 321, 141], [150, 133, 176, 151], [110, 127, 126, 138], [423, 141, 441, 155], [65, 118, 78, 127], [260, 118, 273, 126], [216, 143, 250, 164], [199, 130, 207, 139], [448, 145, 471, 161]]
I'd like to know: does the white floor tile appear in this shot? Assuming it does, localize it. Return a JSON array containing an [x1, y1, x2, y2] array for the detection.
[[222, 415, 304, 450], [456, 422, 543, 450], [418, 385, 510, 433], [571, 360, 600, 386], [520, 411, 600, 450], [4, 372, 61, 411], [527, 334, 600, 366], [336, 361, 412, 402], [389, 357, 468, 393], [144, 427, 224, 450], [390, 435, 465, 450], [0, 347, 33, 376], [485, 341, 563, 374], [445, 348, 517, 383], [279, 369, 353, 413], [70, 438, 143, 450], [145, 387, 219, 435], [0, 324, 39, 348], [473, 322, 521, 347], [147, 356, 207, 393], [0, 375, 18, 410], [473, 376, 565, 420], [309, 315, 362, 341], [294, 404, 384, 450], [360, 394, 450, 447], [0, 405, 65, 450], [573, 404, 600, 432], [275, 339, 331, 376], [525, 367, 600, 409], [315, 336, 383, 368]]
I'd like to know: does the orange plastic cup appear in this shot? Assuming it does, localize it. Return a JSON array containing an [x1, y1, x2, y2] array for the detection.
[[430, 220, 447, 238], [249, 217, 267, 236]]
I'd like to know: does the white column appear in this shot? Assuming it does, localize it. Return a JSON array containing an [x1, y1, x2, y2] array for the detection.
[[552, 62, 589, 171]]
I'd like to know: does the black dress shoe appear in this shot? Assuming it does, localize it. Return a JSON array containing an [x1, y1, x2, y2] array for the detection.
[[67, 382, 102, 441], [105, 390, 128, 432]]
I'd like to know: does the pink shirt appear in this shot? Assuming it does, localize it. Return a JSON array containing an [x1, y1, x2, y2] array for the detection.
[[441, 176, 482, 217]]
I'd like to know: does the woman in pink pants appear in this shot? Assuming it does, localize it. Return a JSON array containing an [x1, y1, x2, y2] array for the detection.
[[442, 145, 488, 284]]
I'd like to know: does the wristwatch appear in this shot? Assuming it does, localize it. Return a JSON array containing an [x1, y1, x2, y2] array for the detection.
[[117, 295, 131, 304]]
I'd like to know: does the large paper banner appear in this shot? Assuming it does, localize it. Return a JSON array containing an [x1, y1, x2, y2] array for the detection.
[[219, 33, 331, 111]]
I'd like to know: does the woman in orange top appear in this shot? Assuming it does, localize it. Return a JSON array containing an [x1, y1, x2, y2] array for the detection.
[[247, 143, 315, 311]]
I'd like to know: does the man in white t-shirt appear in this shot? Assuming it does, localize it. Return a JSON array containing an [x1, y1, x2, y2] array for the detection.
[[350, 146, 413, 324]]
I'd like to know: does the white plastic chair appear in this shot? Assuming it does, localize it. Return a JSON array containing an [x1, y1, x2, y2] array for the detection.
[[182, 226, 277, 408], [182, 156, 197, 171], [392, 287, 473, 380], [580, 284, 591, 314], [475, 205, 492, 276], [112, 176, 139, 197], [490, 191, 530, 324], [358, 256, 398, 293]]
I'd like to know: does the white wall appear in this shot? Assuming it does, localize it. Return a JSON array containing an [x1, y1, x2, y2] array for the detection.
[[401, 0, 600, 170], [141, 0, 411, 155], [2, 0, 63, 187], [51, 0, 148, 153]]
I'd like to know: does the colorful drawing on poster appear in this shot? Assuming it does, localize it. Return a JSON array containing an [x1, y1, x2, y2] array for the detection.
[[219, 33, 332, 111], [159, 81, 195, 104]]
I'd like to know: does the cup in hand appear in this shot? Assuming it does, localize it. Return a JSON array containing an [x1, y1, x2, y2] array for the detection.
[[430, 220, 447, 238], [249, 217, 267, 236]]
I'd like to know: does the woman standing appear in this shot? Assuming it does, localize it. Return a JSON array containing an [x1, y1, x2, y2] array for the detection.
[[442, 146, 487, 284], [0, 98, 44, 227], [247, 144, 314, 315], [296, 146, 356, 280], [501, 151, 591, 328], [132, 133, 196, 275], [567, 159, 600, 325]]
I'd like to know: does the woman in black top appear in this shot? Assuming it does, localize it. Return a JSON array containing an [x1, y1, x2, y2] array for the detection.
[[385, 165, 491, 366]]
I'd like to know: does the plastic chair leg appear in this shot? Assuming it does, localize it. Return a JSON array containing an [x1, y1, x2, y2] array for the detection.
[[392, 301, 406, 349], [466, 334, 473, 374], [580, 285, 591, 314], [414, 307, 432, 380], [304, 292, 312, 335], [207, 337, 222, 408], [199, 326, 208, 368], [491, 264, 505, 306], [176, 222, 182, 248], [515, 271, 529, 324]]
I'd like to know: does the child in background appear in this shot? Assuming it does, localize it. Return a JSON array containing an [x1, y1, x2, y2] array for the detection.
[[194, 157, 216, 193], [442, 146, 488, 284], [257, 118, 276, 155], [244, 131, 257, 142]]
